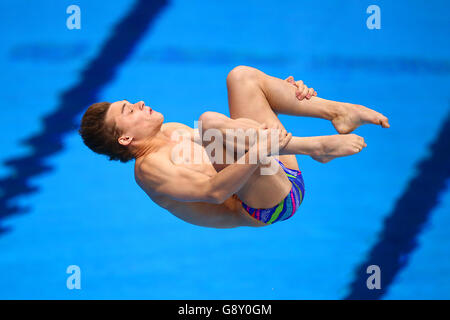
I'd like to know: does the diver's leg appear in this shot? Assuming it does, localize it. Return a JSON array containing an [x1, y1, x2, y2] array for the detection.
[[198, 111, 366, 209], [226, 65, 390, 134], [199, 111, 367, 165], [226, 66, 299, 170]]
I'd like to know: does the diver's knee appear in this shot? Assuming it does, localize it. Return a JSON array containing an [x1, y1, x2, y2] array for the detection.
[[227, 65, 259, 85], [199, 111, 219, 129]]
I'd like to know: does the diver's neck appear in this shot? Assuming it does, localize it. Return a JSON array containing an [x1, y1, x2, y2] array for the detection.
[[132, 129, 171, 160]]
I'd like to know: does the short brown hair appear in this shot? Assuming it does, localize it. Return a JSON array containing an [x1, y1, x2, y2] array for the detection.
[[79, 102, 134, 163]]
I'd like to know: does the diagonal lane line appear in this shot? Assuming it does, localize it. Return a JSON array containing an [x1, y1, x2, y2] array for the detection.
[[345, 109, 450, 299], [0, 0, 169, 234]]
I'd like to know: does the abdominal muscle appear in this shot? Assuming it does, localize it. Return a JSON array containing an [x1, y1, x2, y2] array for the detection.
[[150, 193, 267, 228]]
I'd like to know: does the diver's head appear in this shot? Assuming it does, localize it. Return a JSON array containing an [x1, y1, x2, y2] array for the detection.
[[79, 100, 164, 162]]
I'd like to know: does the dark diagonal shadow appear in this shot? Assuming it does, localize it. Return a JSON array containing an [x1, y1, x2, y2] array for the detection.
[[345, 109, 450, 299], [0, 0, 169, 234]]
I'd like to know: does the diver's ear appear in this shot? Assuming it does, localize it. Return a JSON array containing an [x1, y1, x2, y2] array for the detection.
[[118, 135, 133, 146]]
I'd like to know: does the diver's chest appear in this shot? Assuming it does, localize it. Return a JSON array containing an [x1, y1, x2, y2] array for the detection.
[[170, 140, 216, 176]]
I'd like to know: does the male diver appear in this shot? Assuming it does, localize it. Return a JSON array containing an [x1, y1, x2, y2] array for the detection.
[[79, 66, 389, 228]]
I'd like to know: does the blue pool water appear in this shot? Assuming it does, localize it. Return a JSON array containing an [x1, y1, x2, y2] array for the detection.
[[0, 0, 449, 299]]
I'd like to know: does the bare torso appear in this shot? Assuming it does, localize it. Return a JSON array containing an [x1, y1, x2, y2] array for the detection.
[[134, 122, 267, 228]]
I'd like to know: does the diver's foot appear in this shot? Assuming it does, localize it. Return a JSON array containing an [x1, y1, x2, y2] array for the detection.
[[311, 134, 367, 164], [331, 103, 390, 134]]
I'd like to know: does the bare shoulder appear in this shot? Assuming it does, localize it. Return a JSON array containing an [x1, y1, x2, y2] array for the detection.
[[134, 122, 186, 181], [133, 151, 177, 207], [134, 122, 202, 199], [134, 150, 168, 189]]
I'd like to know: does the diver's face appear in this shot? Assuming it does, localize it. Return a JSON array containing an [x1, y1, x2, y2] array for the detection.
[[105, 100, 164, 146]]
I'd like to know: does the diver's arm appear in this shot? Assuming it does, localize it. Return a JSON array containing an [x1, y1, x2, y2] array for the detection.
[[147, 144, 261, 204]]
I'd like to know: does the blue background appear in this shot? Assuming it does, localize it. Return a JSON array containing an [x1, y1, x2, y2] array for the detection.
[[0, 0, 449, 299]]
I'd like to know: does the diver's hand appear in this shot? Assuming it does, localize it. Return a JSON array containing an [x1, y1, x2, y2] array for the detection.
[[285, 76, 317, 100], [256, 122, 292, 160]]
